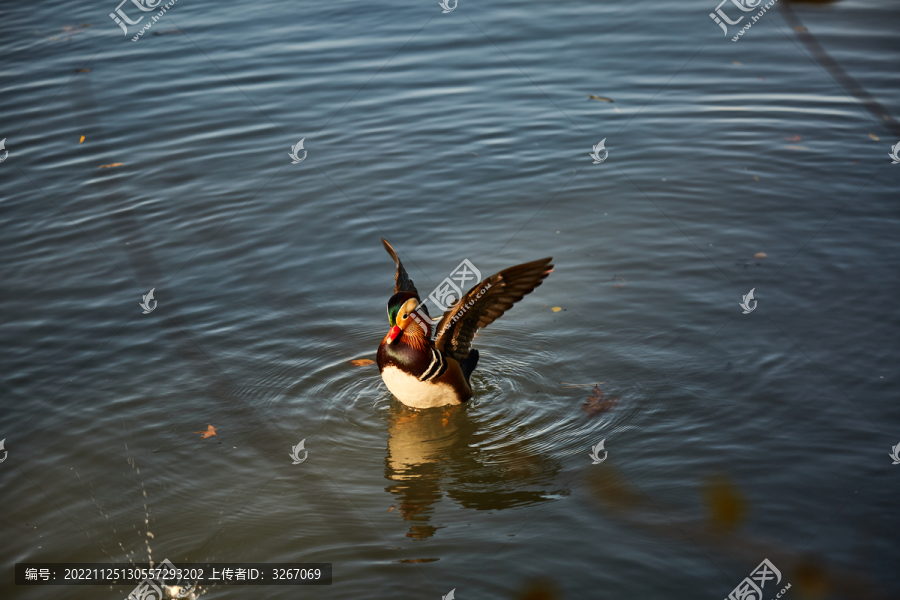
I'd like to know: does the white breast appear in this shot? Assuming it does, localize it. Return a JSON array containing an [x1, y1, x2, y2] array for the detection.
[[381, 366, 462, 408]]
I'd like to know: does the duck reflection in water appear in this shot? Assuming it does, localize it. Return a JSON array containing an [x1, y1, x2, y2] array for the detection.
[[383, 402, 566, 540]]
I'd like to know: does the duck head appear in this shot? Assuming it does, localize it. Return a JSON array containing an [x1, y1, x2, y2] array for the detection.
[[386, 291, 426, 345]]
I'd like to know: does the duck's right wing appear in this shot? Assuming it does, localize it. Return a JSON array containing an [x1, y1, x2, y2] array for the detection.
[[433, 257, 553, 363]]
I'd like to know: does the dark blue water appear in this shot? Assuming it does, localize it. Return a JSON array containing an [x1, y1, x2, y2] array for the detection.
[[1, 0, 899, 598]]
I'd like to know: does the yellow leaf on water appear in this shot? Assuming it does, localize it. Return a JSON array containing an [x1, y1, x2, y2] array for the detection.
[[754, 252, 767, 259], [551, 307, 562, 313], [753, 175, 760, 181], [79, 135, 85, 144], [787, 145, 809, 150], [98, 163, 123, 168], [868, 133, 879, 141], [349, 359, 374, 366], [193, 424, 217, 439]]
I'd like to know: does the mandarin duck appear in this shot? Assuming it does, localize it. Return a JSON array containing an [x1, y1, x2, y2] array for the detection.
[[376, 239, 552, 408]]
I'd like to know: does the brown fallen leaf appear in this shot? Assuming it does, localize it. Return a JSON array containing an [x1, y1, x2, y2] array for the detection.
[[582, 386, 619, 417], [868, 133, 879, 141], [79, 135, 85, 144], [784, 135, 802, 142], [588, 94, 614, 103], [388, 505, 395, 512], [76, 68, 90, 73], [787, 145, 809, 150], [753, 175, 760, 181], [395, 558, 439, 564], [551, 306, 562, 313], [98, 163, 124, 168], [194, 424, 217, 439], [349, 358, 374, 366], [754, 252, 767, 259], [793, 26, 808, 32]]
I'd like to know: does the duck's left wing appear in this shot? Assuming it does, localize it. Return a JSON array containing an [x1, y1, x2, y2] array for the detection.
[[434, 257, 553, 363], [382, 238, 419, 294]]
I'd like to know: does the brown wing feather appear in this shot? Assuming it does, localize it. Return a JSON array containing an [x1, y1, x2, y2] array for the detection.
[[382, 238, 419, 295], [381, 238, 431, 318], [434, 257, 553, 362]]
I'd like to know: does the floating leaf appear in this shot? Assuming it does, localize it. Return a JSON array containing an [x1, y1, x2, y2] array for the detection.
[[588, 94, 614, 103], [388, 505, 395, 512], [551, 307, 562, 313], [395, 558, 440, 564], [703, 474, 747, 533], [868, 133, 879, 141], [582, 386, 619, 417], [194, 425, 217, 439], [732, 61, 743, 65], [754, 252, 767, 259], [793, 26, 808, 32], [784, 135, 802, 142], [79, 135, 85, 144], [76, 68, 90, 73], [98, 163, 124, 168], [787, 145, 809, 150], [349, 358, 374, 366]]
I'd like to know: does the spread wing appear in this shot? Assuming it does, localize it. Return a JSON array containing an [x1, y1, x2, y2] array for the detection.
[[381, 238, 419, 295], [382, 238, 431, 317], [434, 257, 552, 362]]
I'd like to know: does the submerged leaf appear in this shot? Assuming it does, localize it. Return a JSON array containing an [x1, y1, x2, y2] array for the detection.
[[703, 474, 747, 533], [582, 386, 619, 417]]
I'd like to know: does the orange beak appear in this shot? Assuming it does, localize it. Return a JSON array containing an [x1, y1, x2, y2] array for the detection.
[[388, 325, 402, 344]]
